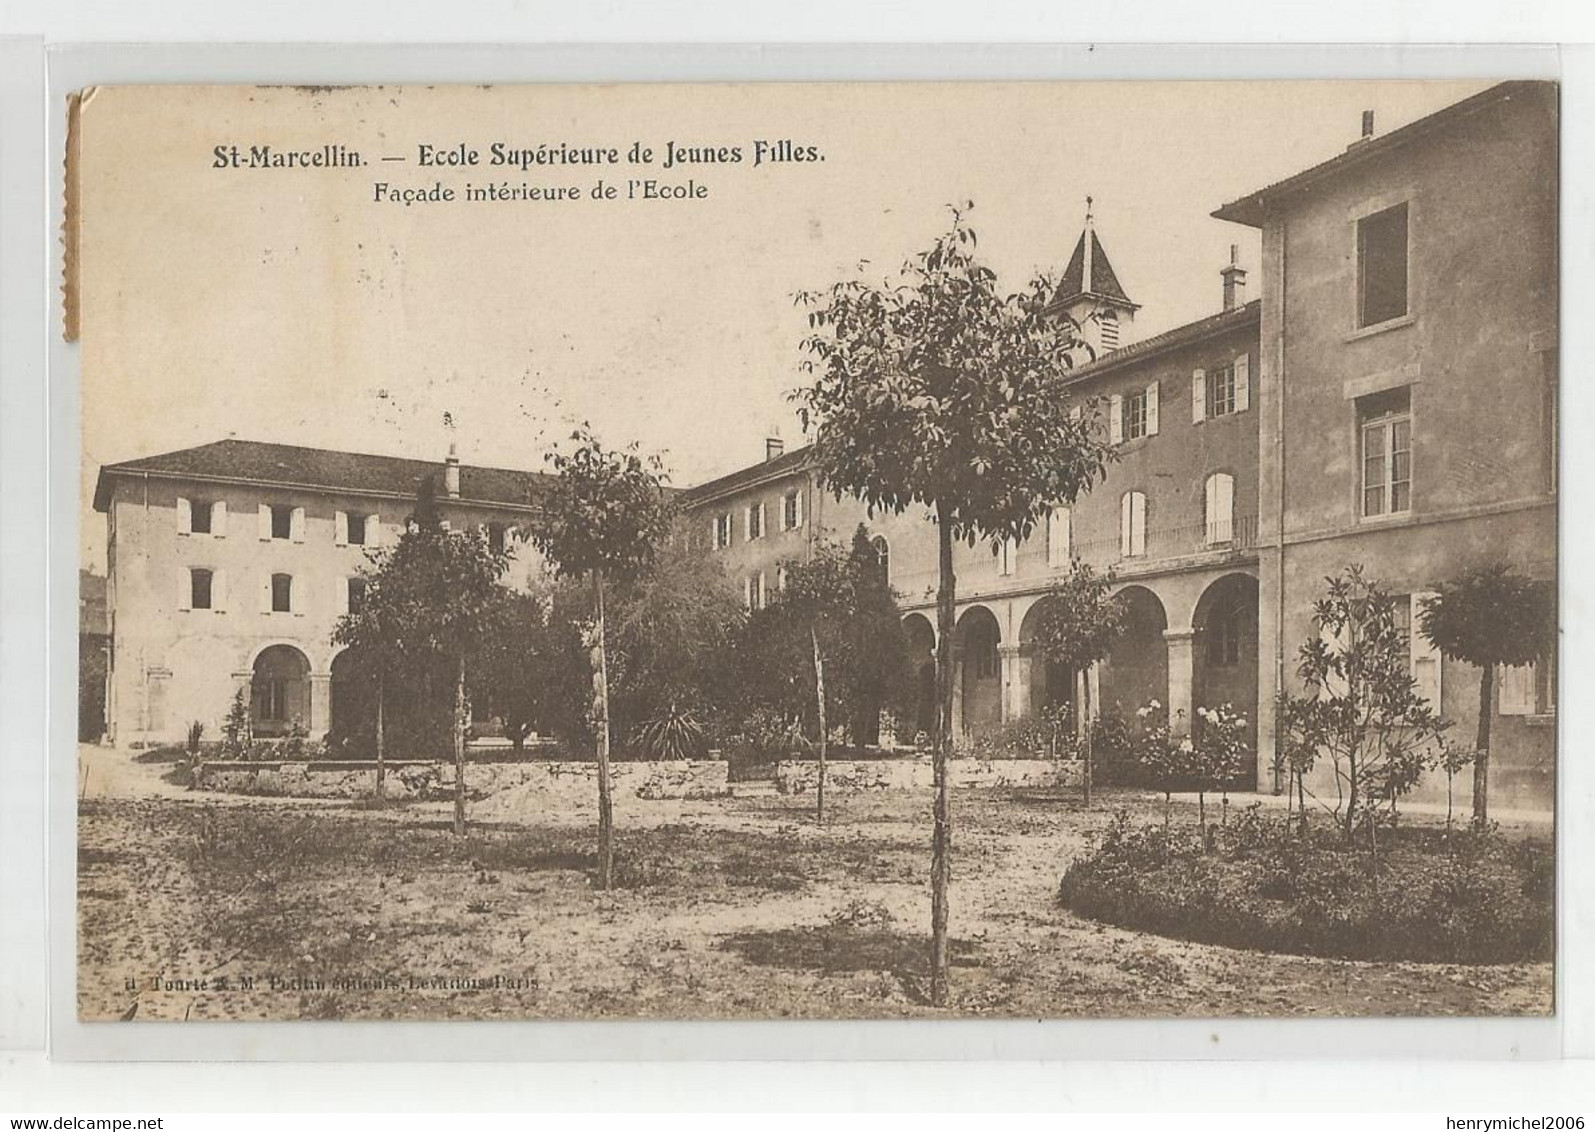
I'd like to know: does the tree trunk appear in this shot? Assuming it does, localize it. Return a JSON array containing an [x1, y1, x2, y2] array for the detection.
[[593, 569, 616, 890], [1473, 663, 1493, 826], [1081, 666, 1094, 807], [375, 672, 386, 797], [452, 654, 466, 836], [930, 500, 956, 1008], [812, 626, 827, 823]]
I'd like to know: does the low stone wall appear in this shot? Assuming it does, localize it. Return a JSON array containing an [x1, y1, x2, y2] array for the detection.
[[192, 758, 729, 803], [773, 756, 1081, 795]]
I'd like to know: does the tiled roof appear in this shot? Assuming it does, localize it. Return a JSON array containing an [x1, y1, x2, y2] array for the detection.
[[93, 438, 553, 513], [1052, 229, 1134, 308], [680, 445, 813, 506], [1213, 82, 1546, 228], [1062, 299, 1261, 385]]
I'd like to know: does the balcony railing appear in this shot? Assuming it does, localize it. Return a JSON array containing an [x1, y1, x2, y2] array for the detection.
[[1071, 513, 1260, 567]]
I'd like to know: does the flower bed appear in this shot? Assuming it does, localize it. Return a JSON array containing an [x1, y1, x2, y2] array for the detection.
[[1058, 809, 1553, 965]]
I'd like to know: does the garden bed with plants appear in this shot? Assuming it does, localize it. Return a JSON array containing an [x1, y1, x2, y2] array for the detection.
[[1059, 808, 1553, 965]]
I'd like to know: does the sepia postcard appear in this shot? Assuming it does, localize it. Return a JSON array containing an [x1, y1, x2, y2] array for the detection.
[[72, 79, 1558, 1024]]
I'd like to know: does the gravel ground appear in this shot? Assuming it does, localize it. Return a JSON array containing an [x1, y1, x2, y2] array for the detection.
[[76, 746, 1553, 1022]]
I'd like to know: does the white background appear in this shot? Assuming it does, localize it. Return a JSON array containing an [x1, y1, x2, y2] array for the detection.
[[2, 2, 1594, 1114]]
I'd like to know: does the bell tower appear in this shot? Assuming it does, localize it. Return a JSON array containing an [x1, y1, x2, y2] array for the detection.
[[1049, 198, 1140, 358]]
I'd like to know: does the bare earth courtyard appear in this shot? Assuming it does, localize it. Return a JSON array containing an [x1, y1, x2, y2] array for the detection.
[[77, 745, 1552, 1022]]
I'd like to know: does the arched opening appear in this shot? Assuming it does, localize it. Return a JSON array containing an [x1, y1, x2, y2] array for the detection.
[[328, 647, 379, 757], [901, 613, 937, 742], [1019, 597, 1078, 722], [1192, 572, 1260, 785], [1100, 586, 1168, 719], [956, 606, 1002, 736], [251, 644, 311, 736]]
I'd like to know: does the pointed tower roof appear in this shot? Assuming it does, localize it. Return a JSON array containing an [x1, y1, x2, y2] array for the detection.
[[1051, 199, 1138, 310]]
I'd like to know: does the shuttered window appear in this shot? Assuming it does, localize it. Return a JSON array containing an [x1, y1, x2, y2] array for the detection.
[[1120, 491, 1147, 558], [1047, 507, 1071, 567], [1204, 473, 1235, 545]]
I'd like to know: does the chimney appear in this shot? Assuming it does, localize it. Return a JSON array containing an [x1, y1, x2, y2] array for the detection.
[[444, 442, 461, 498], [765, 435, 785, 462], [1221, 245, 1247, 311]]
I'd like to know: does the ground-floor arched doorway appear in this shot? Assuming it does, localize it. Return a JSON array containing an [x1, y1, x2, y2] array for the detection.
[[956, 606, 1003, 736], [1192, 572, 1260, 784], [1099, 585, 1169, 720], [251, 644, 311, 736], [901, 613, 937, 742]]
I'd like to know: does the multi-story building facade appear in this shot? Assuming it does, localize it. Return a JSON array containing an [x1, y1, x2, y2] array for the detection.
[[1217, 81, 1557, 807], [92, 439, 549, 746], [683, 218, 1265, 772]]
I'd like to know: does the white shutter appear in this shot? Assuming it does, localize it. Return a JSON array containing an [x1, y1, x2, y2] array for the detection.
[[794, 490, 804, 528], [213, 569, 227, 612], [1069, 405, 1082, 423], [744, 575, 755, 611], [336, 576, 350, 616], [366, 515, 382, 548], [1235, 354, 1251, 413], [1145, 381, 1160, 436], [1048, 507, 1071, 566], [260, 574, 273, 614], [1120, 493, 1133, 557], [258, 503, 272, 541], [1109, 395, 1124, 444], [1131, 492, 1146, 556], [757, 572, 767, 609], [176, 497, 192, 535], [758, 502, 767, 538], [1498, 663, 1536, 715], [211, 500, 227, 538], [290, 506, 306, 543], [287, 575, 297, 614], [1410, 593, 1443, 709], [1206, 474, 1234, 544], [334, 510, 348, 546], [1192, 369, 1207, 423], [743, 506, 752, 541], [176, 569, 191, 612]]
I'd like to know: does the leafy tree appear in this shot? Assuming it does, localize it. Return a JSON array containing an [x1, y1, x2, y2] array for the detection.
[[529, 428, 673, 889], [793, 205, 1111, 1005], [841, 526, 916, 746], [469, 589, 556, 751], [1027, 560, 1128, 805], [1280, 567, 1448, 847], [1417, 563, 1555, 825], [333, 479, 508, 828]]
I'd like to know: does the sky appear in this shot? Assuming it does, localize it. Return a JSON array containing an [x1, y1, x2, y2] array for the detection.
[[77, 78, 1493, 569]]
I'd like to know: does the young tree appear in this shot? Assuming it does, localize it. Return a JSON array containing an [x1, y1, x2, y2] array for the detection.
[[470, 589, 555, 752], [529, 428, 673, 889], [1417, 563, 1554, 825], [333, 479, 508, 827], [1281, 567, 1448, 846], [1027, 561, 1128, 805], [793, 205, 1112, 1005]]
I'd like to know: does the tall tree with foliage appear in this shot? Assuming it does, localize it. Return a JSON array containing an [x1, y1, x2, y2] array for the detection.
[[1027, 561, 1127, 805], [793, 205, 1111, 1005], [333, 478, 508, 828], [469, 588, 556, 752], [1281, 567, 1447, 846], [529, 428, 673, 889], [1417, 563, 1554, 825]]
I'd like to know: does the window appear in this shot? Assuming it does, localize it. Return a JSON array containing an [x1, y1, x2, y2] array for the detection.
[[745, 501, 766, 541], [1047, 507, 1071, 567], [1360, 388, 1412, 518], [258, 678, 288, 723], [1357, 202, 1409, 328], [486, 522, 506, 554], [1204, 473, 1235, 545], [1120, 491, 1147, 558], [348, 513, 368, 545], [190, 500, 212, 535], [270, 504, 293, 540], [744, 574, 766, 612], [781, 488, 803, 531], [713, 513, 733, 550], [1500, 653, 1556, 717], [189, 568, 213, 611], [1109, 382, 1159, 444], [347, 577, 366, 614], [871, 535, 890, 586], [271, 572, 293, 614], [1205, 597, 1253, 668]]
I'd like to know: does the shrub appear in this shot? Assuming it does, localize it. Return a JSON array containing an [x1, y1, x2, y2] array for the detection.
[[1060, 816, 1552, 965], [964, 708, 1078, 760], [632, 703, 708, 761]]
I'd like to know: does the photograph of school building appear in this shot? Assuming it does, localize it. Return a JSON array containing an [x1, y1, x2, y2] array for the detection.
[[86, 80, 1557, 812]]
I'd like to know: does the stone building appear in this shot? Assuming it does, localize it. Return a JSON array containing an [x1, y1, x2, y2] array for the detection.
[[91, 439, 549, 746], [1216, 80, 1557, 807], [682, 213, 1264, 772]]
